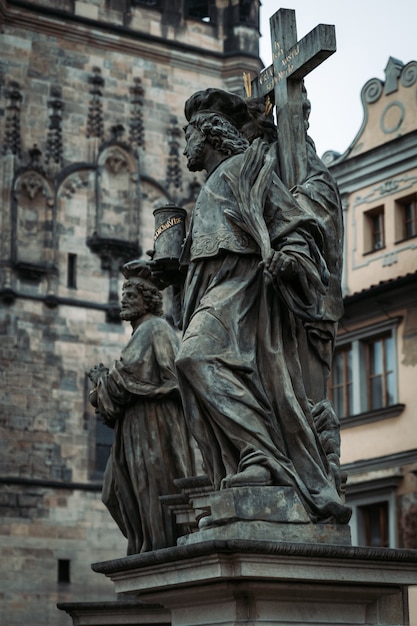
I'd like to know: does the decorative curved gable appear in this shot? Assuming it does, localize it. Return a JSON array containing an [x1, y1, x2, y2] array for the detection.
[[338, 59, 417, 161]]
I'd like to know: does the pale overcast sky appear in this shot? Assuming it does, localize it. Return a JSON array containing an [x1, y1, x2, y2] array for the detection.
[[259, 1, 417, 157]]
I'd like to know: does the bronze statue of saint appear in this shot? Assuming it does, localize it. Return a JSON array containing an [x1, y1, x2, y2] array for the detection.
[[88, 260, 194, 554], [153, 88, 350, 525]]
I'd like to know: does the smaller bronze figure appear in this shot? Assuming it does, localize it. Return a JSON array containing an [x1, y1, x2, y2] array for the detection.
[[88, 260, 194, 555]]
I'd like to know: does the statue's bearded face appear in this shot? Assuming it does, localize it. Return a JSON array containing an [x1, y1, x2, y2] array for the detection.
[[183, 123, 207, 172], [120, 282, 147, 322]]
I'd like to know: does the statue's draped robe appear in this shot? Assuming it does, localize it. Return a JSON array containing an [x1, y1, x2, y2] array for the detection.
[[175, 142, 351, 524], [94, 316, 194, 554], [291, 138, 344, 402]]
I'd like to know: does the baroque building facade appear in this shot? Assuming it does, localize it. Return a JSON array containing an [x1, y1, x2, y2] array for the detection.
[[326, 57, 417, 616], [0, 1, 261, 624], [1, 0, 417, 622]]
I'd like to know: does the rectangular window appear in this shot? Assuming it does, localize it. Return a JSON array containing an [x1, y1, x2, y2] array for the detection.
[[187, 0, 211, 21], [329, 345, 353, 418], [372, 212, 384, 249], [357, 501, 389, 547], [364, 206, 385, 252], [348, 490, 397, 548], [84, 374, 114, 478], [330, 319, 399, 422], [67, 253, 77, 289], [366, 334, 395, 411], [396, 195, 417, 240], [404, 201, 417, 238], [57, 559, 70, 584], [95, 416, 114, 474]]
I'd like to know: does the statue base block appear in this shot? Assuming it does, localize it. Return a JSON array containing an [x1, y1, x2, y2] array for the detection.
[[59, 541, 417, 626], [179, 486, 351, 546], [178, 519, 351, 546], [58, 482, 413, 625], [207, 486, 312, 523]]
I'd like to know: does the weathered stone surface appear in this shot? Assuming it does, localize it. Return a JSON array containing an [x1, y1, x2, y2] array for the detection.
[[169, 87, 349, 527], [176, 486, 351, 547], [0, 0, 262, 623], [87, 260, 195, 555], [207, 486, 311, 523], [89, 541, 417, 626], [179, 519, 352, 547], [58, 599, 170, 626]]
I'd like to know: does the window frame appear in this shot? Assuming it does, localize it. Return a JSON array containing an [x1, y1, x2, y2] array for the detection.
[[363, 205, 385, 253], [347, 486, 398, 548], [329, 343, 353, 419], [331, 318, 402, 427], [365, 332, 395, 411], [84, 373, 114, 481], [93, 414, 114, 477], [67, 253, 77, 289], [395, 193, 417, 242]]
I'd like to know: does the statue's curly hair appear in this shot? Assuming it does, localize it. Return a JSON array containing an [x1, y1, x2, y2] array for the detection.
[[190, 113, 249, 156], [124, 279, 163, 317], [121, 259, 163, 317]]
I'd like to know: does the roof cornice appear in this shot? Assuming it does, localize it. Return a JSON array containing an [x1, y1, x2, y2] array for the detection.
[[3, 0, 261, 69], [330, 131, 417, 195]]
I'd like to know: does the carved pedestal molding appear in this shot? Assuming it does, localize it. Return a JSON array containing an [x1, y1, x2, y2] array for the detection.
[[57, 483, 417, 625], [58, 541, 417, 626]]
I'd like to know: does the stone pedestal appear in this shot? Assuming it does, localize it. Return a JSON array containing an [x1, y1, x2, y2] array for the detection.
[[178, 486, 352, 546], [58, 484, 417, 625], [58, 599, 170, 625], [59, 540, 417, 626]]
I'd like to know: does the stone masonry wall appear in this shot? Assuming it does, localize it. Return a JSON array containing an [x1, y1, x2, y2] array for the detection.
[[0, 1, 261, 624]]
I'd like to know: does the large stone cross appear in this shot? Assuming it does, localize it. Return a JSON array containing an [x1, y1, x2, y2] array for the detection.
[[250, 9, 336, 188]]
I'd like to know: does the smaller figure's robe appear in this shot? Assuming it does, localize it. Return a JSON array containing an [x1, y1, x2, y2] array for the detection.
[[93, 316, 194, 555]]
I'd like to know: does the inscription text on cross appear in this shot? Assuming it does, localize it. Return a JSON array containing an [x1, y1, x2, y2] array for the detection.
[[251, 9, 336, 189]]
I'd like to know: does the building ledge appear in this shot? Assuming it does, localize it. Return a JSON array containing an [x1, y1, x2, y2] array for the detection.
[[342, 448, 417, 477], [340, 403, 405, 430]]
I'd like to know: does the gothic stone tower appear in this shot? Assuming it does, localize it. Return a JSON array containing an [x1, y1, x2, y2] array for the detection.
[[0, 1, 261, 624]]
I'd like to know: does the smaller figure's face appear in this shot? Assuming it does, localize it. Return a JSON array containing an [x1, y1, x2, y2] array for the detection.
[[120, 282, 147, 322], [184, 123, 207, 172]]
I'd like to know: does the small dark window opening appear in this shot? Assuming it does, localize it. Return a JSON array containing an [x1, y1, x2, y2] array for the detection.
[[95, 416, 114, 474], [239, 0, 253, 23], [357, 501, 389, 547], [329, 344, 353, 418], [364, 206, 385, 253], [67, 253, 77, 289], [403, 198, 417, 239], [371, 212, 384, 250], [58, 559, 71, 584], [132, 0, 161, 6], [187, 0, 211, 21], [366, 333, 395, 411]]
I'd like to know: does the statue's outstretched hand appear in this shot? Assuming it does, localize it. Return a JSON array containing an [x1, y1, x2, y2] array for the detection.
[[263, 250, 298, 281]]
